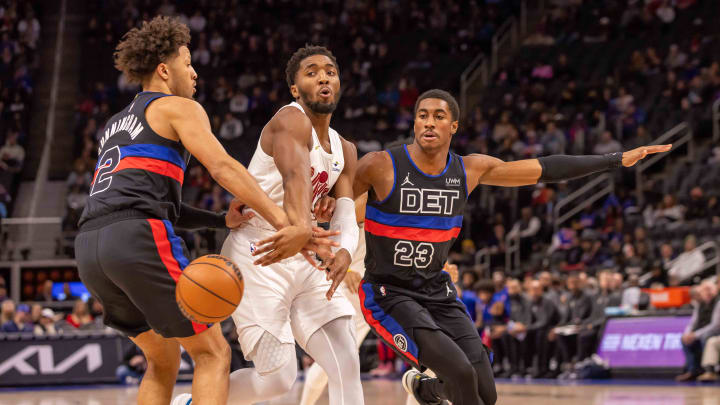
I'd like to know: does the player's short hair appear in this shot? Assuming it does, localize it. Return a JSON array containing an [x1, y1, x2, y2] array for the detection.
[[114, 16, 191, 84], [414, 89, 460, 121], [285, 45, 339, 89]]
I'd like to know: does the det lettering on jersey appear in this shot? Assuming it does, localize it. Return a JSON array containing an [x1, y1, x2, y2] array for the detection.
[[399, 188, 459, 215]]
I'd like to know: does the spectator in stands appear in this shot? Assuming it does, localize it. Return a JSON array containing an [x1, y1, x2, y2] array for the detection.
[[582, 270, 622, 359], [33, 308, 58, 336], [643, 259, 669, 288], [460, 270, 479, 323], [669, 235, 705, 284], [622, 274, 649, 310], [685, 187, 708, 222], [57, 299, 95, 331], [508, 207, 542, 260], [698, 334, 720, 382], [1, 303, 33, 333], [0, 276, 7, 302], [541, 121, 566, 155], [475, 279, 496, 329], [218, 112, 243, 141], [35, 280, 55, 301], [59, 282, 78, 301], [592, 131, 623, 155], [0, 130, 25, 189], [117, 343, 147, 385], [526, 279, 559, 378], [17, 9, 40, 50], [554, 273, 593, 375], [495, 278, 531, 377], [653, 194, 686, 228], [0, 299, 14, 325], [677, 281, 720, 381]]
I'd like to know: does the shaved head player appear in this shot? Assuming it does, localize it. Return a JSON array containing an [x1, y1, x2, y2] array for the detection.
[[74, 17, 333, 405], [354, 89, 670, 405]]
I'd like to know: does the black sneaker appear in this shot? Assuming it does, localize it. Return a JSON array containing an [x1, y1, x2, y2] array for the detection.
[[401, 369, 449, 405]]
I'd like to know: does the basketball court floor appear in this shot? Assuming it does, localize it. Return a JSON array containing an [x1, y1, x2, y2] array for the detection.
[[2, 379, 720, 405]]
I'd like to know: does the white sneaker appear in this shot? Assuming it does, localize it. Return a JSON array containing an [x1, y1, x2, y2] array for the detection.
[[171, 393, 192, 405]]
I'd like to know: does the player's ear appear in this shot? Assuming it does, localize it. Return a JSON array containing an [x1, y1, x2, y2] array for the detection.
[[451, 120, 459, 135], [157, 63, 170, 81], [290, 84, 299, 100]]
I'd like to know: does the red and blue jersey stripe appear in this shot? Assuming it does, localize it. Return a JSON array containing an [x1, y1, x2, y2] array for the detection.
[[364, 205, 462, 243], [93, 143, 187, 185]]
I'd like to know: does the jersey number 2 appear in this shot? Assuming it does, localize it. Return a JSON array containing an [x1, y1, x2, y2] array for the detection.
[[393, 241, 434, 268], [90, 146, 121, 196]]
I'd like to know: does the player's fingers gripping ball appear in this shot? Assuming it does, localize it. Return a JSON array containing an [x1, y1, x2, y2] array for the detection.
[[176, 254, 244, 324]]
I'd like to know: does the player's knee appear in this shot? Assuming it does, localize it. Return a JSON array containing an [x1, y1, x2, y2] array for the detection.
[[145, 353, 181, 376], [260, 360, 297, 397], [451, 360, 478, 386], [189, 340, 231, 371]]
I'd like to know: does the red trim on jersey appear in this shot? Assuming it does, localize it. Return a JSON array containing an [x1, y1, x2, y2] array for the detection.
[[364, 218, 460, 242], [358, 282, 419, 365], [147, 219, 207, 335], [114, 157, 184, 184]]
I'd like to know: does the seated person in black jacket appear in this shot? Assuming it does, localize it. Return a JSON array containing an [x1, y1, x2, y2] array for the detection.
[[551, 273, 593, 372], [493, 278, 532, 377], [526, 279, 560, 378]]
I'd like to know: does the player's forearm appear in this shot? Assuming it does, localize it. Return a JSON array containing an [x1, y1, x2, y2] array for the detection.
[[282, 170, 313, 232], [175, 203, 225, 230], [211, 161, 288, 229], [537, 153, 623, 183]]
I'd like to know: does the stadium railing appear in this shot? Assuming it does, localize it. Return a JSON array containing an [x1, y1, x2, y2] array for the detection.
[[635, 122, 693, 207], [553, 173, 615, 234]]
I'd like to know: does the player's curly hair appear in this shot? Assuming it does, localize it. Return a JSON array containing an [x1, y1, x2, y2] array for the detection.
[[414, 89, 460, 121], [285, 45, 339, 89], [114, 16, 191, 84]]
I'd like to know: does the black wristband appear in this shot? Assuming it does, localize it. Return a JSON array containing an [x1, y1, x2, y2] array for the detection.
[[604, 152, 623, 169], [176, 203, 226, 230], [538, 153, 623, 183]]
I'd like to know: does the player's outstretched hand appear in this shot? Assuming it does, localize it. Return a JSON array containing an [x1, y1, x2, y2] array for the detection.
[[300, 226, 340, 268], [344, 269, 362, 295], [252, 225, 313, 266], [225, 199, 255, 229], [324, 249, 352, 301], [621, 144, 672, 167], [313, 195, 336, 223]]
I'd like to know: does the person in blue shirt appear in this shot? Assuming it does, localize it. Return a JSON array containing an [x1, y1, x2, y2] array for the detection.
[[460, 270, 479, 322], [1, 303, 34, 333]]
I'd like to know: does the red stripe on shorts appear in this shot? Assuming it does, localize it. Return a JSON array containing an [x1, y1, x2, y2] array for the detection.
[[147, 219, 207, 334]]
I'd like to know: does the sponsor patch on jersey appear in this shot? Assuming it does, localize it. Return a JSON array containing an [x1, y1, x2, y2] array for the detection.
[[249, 241, 257, 254], [445, 177, 461, 186], [332, 160, 341, 172], [380, 285, 387, 296], [393, 334, 408, 352]]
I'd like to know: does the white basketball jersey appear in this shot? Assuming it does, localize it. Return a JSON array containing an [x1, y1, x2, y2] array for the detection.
[[246, 102, 344, 229]]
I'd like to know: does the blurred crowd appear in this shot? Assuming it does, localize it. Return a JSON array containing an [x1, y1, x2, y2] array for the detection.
[[0, 0, 40, 217]]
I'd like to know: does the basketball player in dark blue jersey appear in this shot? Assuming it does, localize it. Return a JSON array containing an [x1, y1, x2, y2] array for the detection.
[[353, 89, 671, 405], [74, 17, 336, 405]]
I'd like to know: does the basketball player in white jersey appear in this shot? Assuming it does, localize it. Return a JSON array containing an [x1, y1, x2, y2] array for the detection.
[[173, 45, 364, 405]]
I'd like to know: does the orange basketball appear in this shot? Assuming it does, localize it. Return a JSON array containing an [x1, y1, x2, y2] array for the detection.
[[176, 254, 244, 324]]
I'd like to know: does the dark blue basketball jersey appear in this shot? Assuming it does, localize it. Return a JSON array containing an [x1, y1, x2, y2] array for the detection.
[[78, 92, 190, 226], [364, 144, 468, 287]]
